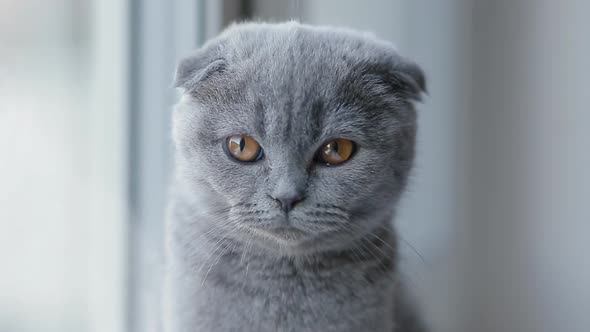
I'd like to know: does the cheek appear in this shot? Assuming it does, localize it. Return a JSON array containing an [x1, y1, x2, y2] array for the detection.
[[310, 151, 396, 205], [193, 144, 268, 201]]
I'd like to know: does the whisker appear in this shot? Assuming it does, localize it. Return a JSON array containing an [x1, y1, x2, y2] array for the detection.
[[399, 236, 429, 267], [240, 210, 269, 215], [366, 231, 396, 253], [304, 210, 348, 219], [240, 217, 276, 223], [182, 204, 233, 220], [193, 218, 236, 243], [314, 203, 348, 213], [197, 231, 233, 274], [240, 232, 254, 265], [338, 223, 393, 275], [378, 227, 430, 268], [235, 202, 257, 208], [201, 241, 233, 287]]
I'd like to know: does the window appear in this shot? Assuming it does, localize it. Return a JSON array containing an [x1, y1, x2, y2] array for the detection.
[[0, 0, 127, 331]]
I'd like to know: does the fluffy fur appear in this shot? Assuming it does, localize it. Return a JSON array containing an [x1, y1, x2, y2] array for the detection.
[[164, 22, 426, 332]]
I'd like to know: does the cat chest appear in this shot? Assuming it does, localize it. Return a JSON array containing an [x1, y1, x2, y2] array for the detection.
[[195, 271, 395, 332]]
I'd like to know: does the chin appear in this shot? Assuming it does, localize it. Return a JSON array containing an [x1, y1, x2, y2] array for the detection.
[[247, 225, 357, 257]]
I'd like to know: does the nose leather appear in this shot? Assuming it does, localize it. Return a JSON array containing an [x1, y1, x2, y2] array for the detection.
[[274, 195, 303, 212]]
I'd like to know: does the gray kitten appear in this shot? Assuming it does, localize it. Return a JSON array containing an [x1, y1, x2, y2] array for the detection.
[[164, 22, 426, 332]]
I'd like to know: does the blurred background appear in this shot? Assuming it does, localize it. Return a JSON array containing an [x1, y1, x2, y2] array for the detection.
[[0, 0, 588, 331]]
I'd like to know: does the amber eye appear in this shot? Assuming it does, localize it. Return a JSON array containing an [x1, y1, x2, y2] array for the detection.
[[225, 135, 263, 162], [317, 138, 356, 165]]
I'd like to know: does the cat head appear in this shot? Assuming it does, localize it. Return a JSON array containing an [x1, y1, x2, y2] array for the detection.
[[172, 22, 425, 256]]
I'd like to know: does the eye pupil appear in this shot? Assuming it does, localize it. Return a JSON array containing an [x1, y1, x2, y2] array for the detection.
[[317, 138, 355, 166], [226, 135, 263, 162]]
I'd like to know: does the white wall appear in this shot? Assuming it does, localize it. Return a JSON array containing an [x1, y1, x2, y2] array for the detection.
[[469, 1, 590, 331]]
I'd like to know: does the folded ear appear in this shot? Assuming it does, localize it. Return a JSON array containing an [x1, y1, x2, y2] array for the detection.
[[173, 44, 227, 92], [357, 54, 427, 102], [393, 60, 427, 100], [376, 58, 427, 102]]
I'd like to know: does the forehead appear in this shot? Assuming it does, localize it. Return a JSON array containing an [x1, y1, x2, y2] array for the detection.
[[192, 26, 403, 147], [205, 71, 383, 151]]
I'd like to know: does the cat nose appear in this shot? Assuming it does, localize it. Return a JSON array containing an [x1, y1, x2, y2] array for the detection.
[[272, 194, 303, 213]]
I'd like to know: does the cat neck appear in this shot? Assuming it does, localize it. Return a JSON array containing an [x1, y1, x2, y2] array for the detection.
[[185, 221, 399, 285]]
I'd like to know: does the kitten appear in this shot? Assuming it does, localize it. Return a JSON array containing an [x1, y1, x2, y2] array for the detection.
[[164, 22, 426, 332]]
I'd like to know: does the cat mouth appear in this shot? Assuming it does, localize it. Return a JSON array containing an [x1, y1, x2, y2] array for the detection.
[[250, 225, 309, 245]]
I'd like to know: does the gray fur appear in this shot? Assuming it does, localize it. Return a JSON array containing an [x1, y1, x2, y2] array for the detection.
[[164, 22, 426, 332]]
